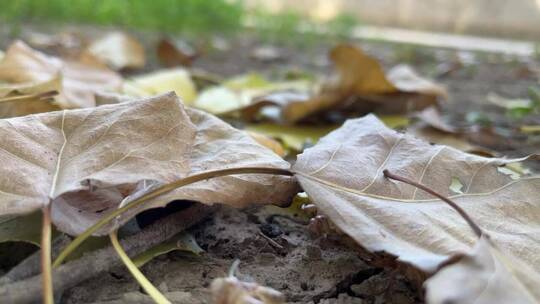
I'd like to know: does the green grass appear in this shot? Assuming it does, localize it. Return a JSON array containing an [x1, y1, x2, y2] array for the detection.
[[248, 9, 359, 47], [0, 0, 244, 34], [0, 0, 359, 44]]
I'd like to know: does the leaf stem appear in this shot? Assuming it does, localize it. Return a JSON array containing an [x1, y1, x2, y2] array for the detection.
[[110, 231, 171, 304], [41, 204, 54, 304], [383, 169, 483, 238], [0, 90, 58, 103], [53, 166, 293, 267]]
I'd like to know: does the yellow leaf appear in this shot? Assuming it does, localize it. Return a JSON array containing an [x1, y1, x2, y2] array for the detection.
[[128, 68, 197, 104], [245, 123, 337, 151], [246, 131, 286, 157]]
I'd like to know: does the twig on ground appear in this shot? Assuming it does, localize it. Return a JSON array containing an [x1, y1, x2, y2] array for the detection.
[[258, 231, 284, 249], [0, 203, 216, 304]]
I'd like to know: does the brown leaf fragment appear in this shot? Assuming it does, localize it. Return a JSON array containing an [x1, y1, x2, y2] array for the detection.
[[293, 114, 539, 273], [410, 107, 497, 157], [26, 31, 86, 58], [329, 44, 396, 95], [246, 131, 286, 157], [0, 78, 61, 118], [387, 65, 448, 99], [157, 39, 198, 68], [425, 235, 540, 304], [87, 32, 146, 70], [239, 91, 317, 123], [414, 106, 456, 133], [211, 276, 285, 304], [0, 40, 122, 108], [408, 125, 495, 157]]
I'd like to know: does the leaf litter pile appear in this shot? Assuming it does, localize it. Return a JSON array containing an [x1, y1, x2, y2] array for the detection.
[[0, 29, 538, 304]]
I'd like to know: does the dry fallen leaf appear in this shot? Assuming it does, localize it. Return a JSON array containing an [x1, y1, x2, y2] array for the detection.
[[245, 123, 337, 152], [244, 115, 408, 153], [0, 92, 196, 236], [329, 43, 395, 95], [210, 44, 446, 124], [246, 131, 286, 157], [126, 68, 197, 105], [211, 275, 285, 304], [410, 107, 496, 157], [244, 90, 319, 123], [293, 114, 539, 273], [157, 38, 198, 67], [425, 235, 540, 304], [26, 31, 86, 58], [0, 40, 122, 108], [386, 65, 448, 99], [407, 125, 495, 157], [193, 73, 312, 119], [282, 45, 447, 122], [414, 106, 456, 133], [133, 107, 298, 212], [87, 32, 146, 70], [0, 77, 61, 118], [43, 94, 297, 235]]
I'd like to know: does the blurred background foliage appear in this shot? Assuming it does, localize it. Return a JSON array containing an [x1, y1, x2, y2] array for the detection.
[[0, 0, 358, 41]]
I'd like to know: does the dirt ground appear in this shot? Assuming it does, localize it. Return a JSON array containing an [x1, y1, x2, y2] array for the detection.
[[62, 206, 420, 304], [0, 25, 538, 303]]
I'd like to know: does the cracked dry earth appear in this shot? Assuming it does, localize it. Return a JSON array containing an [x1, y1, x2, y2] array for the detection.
[[61, 206, 421, 304]]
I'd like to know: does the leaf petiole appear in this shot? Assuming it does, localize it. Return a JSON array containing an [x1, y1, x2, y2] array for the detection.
[[0, 90, 58, 103], [383, 169, 483, 238], [110, 231, 171, 304], [41, 204, 54, 304]]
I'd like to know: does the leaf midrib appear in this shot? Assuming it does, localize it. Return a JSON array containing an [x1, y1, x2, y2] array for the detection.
[[294, 170, 540, 203], [49, 110, 67, 199]]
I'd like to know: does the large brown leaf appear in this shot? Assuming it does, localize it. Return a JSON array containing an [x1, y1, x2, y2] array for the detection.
[[49, 96, 298, 235], [425, 235, 540, 304], [293, 114, 539, 273], [0, 92, 196, 234], [0, 40, 122, 108]]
